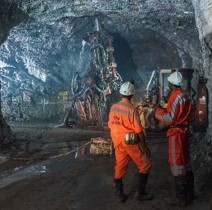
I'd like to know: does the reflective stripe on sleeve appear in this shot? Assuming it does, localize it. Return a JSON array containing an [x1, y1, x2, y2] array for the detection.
[[155, 113, 163, 121], [163, 113, 173, 122], [171, 93, 190, 118]]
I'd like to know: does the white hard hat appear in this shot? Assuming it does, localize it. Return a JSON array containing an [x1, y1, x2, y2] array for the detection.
[[167, 71, 183, 86], [119, 81, 135, 96]]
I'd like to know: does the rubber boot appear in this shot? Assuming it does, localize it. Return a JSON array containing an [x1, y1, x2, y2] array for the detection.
[[114, 178, 127, 203], [186, 171, 195, 203], [164, 176, 187, 207], [136, 173, 153, 201]]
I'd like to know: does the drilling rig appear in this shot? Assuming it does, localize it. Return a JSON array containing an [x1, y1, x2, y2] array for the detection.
[[64, 18, 122, 128]]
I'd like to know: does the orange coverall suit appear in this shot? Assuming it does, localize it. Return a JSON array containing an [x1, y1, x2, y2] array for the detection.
[[108, 98, 152, 179], [155, 88, 192, 176]]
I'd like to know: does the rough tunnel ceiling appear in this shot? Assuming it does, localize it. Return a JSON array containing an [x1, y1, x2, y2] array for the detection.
[[0, 1, 201, 82], [0, 1, 28, 43], [130, 35, 184, 70], [2, 0, 201, 57]]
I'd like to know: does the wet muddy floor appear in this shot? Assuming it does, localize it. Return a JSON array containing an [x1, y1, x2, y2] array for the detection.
[[0, 124, 211, 210]]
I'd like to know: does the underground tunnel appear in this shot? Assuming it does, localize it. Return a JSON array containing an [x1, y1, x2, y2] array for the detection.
[[0, 0, 212, 209]]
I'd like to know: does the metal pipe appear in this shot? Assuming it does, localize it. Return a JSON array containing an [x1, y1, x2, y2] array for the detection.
[[145, 70, 156, 95]]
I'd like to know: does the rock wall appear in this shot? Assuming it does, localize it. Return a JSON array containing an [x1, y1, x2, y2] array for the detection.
[[191, 0, 212, 192], [0, 112, 11, 144], [193, 0, 212, 48], [192, 0, 212, 137], [0, 1, 27, 43], [0, 1, 27, 143]]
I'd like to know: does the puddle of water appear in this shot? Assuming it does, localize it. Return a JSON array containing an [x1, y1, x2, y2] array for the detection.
[[0, 141, 91, 189], [0, 151, 81, 189], [0, 163, 48, 189], [29, 140, 89, 160], [0, 139, 113, 190]]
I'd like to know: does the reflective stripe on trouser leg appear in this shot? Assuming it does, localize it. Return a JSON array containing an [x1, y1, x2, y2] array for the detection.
[[169, 135, 189, 176]]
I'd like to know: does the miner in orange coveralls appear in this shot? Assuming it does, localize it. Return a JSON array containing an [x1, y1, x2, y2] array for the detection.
[[155, 71, 195, 207], [108, 81, 152, 203]]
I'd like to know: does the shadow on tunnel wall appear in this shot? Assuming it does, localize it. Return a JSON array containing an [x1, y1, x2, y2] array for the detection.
[[0, 1, 28, 44], [110, 33, 142, 88]]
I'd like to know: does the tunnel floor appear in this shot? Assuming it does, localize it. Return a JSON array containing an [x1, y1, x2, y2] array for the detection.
[[0, 124, 211, 210]]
